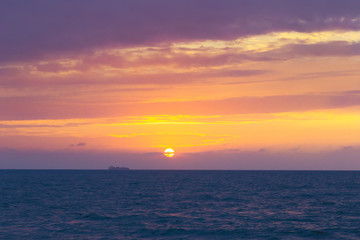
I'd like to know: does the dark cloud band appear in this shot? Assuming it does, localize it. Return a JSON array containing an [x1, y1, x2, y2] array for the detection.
[[1, 0, 360, 63]]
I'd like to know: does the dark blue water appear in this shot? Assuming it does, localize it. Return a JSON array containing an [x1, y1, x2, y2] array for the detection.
[[1, 170, 360, 239]]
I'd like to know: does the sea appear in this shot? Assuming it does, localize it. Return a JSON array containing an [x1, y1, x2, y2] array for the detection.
[[1, 170, 360, 239]]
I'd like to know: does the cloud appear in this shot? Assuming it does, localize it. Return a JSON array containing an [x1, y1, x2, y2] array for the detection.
[[0, 122, 88, 129], [1, 0, 360, 63], [2, 40, 359, 89], [69, 142, 86, 147], [1, 91, 360, 120], [0, 65, 268, 89], [264, 41, 360, 59], [285, 70, 360, 82], [2, 39, 360, 91]]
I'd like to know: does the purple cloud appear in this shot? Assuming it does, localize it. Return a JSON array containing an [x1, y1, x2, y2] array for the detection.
[[1, 0, 360, 63], [69, 142, 86, 148]]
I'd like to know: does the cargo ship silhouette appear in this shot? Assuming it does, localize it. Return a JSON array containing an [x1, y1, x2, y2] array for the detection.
[[108, 166, 130, 170]]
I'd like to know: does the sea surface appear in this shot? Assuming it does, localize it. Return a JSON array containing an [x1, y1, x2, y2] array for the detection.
[[1, 170, 360, 239]]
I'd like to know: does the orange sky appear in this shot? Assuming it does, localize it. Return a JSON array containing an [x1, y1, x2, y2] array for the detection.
[[1, 1, 360, 169]]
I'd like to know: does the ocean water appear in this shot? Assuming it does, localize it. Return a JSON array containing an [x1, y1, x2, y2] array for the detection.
[[1, 170, 360, 239]]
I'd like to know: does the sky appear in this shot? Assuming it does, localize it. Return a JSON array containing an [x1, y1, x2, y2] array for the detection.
[[1, 0, 360, 169]]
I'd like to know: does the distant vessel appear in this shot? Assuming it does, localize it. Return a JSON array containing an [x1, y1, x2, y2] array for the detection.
[[108, 166, 130, 170]]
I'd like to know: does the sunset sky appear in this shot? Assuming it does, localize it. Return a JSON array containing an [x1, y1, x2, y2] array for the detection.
[[1, 0, 360, 169]]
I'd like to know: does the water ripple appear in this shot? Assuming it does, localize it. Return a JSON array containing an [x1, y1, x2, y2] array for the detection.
[[1, 170, 360, 239]]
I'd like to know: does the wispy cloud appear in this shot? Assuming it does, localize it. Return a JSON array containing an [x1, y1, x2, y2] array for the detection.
[[1, 91, 360, 120]]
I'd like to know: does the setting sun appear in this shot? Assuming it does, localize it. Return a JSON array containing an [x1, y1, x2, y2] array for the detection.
[[164, 148, 175, 158]]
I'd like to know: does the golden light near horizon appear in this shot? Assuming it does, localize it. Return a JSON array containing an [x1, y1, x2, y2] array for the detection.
[[164, 148, 175, 158]]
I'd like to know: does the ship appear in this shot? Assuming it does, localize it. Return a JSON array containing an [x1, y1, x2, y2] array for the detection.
[[108, 165, 130, 170]]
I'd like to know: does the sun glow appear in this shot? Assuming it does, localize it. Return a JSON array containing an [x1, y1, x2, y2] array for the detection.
[[164, 148, 175, 157]]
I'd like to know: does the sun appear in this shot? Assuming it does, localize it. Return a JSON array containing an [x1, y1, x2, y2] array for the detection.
[[164, 148, 175, 158]]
